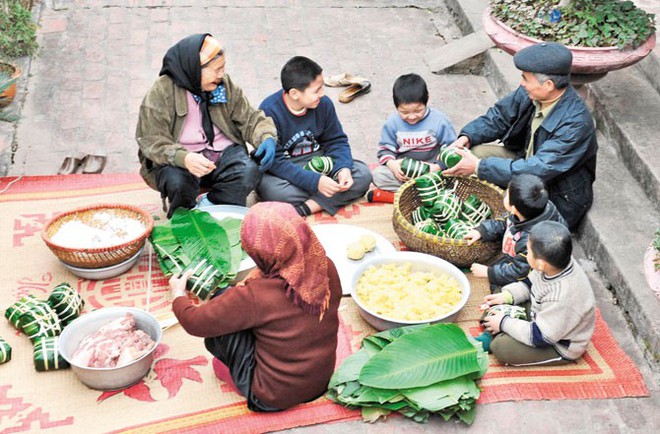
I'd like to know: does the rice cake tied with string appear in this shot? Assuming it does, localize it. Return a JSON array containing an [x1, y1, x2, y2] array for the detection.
[[415, 218, 442, 236], [5, 295, 40, 329], [443, 218, 471, 240], [47, 282, 85, 326], [481, 304, 527, 323], [429, 189, 462, 225], [411, 205, 432, 225], [414, 171, 454, 207], [303, 156, 334, 176], [400, 157, 430, 179], [33, 336, 70, 371], [5, 296, 62, 342], [0, 337, 11, 364], [461, 193, 492, 226]]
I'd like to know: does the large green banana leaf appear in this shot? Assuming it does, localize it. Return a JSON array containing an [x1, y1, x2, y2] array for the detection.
[[359, 323, 481, 389], [170, 209, 231, 275], [362, 324, 429, 354], [149, 225, 191, 276], [214, 216, 245, 272], [328, 349, 370, 388], [399, 375, 480, 412]]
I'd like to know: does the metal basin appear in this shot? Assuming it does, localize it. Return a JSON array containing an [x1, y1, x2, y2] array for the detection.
[[350, 252, 471, 331], [59, 307, 162, 390]]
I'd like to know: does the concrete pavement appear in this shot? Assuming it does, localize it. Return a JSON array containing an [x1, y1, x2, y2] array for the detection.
[[1, 1, 659, 432]]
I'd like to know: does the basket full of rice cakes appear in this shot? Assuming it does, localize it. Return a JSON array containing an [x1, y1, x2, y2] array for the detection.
[[350, 252, 470, 330]]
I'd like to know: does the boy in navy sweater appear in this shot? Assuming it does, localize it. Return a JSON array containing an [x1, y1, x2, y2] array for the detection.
[[257, 56, 372, 216], [370, 74, 456, 202]]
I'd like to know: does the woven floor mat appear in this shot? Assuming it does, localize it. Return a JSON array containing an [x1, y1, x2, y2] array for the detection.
[[0, 174, 648, 434]]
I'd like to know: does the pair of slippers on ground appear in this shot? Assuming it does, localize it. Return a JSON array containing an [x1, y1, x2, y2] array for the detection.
[[324, 73, 371, 103], [58, 154, 106, 175]]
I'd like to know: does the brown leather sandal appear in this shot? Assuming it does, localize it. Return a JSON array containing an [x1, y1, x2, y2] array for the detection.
[[57, 157, 83, 175], [338, 81, 372, 103], [81, 154, 107, 174]]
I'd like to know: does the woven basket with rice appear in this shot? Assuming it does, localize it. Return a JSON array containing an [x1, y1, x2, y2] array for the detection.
[[393, 176, 505, 268], [41, 204, 154, 269]]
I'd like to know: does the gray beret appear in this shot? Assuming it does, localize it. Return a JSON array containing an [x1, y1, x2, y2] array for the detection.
[[513, 42, 572, 75]]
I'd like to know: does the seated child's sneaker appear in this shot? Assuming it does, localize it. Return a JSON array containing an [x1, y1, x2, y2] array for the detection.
[[367, 189, 395, 204]]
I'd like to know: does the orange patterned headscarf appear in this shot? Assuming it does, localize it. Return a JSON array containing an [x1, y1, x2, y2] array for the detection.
[[199, 35, 223, 66], [240, 202, 330, 319]]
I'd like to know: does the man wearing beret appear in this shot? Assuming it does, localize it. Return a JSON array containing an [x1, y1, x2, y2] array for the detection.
[[443, 42, 598, 230]]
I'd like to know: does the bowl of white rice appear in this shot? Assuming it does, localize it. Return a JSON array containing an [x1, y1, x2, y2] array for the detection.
[[41, 203, 154, 269]]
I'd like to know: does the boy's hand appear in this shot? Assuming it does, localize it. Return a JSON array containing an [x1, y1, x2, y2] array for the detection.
[[254, 137, 276, 172], [484, 293, 509, 306], [385, 159, 407, 182], [483, 311, 505, 335], [336, 168, 354, 192], [184, 153, 216, 177], [318, 175, 341, 197], [471, 263, 488, 277], [463, 229, 482, 246], [169, 270, 193, 299]]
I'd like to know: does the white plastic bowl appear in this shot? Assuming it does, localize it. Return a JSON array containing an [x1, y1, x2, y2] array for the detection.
[[59, 307, 162, 390], [350, 251, 471, 330], [61, 248, 143, 280]]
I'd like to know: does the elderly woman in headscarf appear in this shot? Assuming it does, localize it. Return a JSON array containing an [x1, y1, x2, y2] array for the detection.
[[136, 33, 277, 218], [169, 202, 342, 411]]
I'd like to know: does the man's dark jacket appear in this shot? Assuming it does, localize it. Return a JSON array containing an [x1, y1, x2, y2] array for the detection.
[[460, 85, 598, 230]]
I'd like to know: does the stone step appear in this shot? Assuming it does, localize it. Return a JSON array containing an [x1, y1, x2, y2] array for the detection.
[[576, 131, 660, 369], [584, 68, 660, 211], [635, 49, 660, 95], [424, 29, 493, 74], [445, 0, 660, 371]]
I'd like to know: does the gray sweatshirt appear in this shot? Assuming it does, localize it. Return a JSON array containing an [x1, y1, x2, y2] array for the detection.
[[501, 258, 596, 360]]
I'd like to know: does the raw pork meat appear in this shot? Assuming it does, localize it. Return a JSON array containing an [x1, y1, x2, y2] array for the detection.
[[72, 313, 155, 368]]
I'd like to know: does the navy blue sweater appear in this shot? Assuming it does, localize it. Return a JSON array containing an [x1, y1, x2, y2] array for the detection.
[[259, 91, 353, 194]]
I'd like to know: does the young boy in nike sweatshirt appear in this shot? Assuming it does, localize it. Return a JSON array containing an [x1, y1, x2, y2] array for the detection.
[[369, 73, 456, 202]]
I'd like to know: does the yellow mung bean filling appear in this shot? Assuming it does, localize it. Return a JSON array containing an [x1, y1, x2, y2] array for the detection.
[[356, 262, 462, 321]]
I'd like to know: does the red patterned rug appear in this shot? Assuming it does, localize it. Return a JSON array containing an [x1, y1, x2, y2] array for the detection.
[[0, 174, 649, 433]]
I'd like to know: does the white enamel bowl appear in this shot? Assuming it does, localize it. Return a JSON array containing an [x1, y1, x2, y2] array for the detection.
[[350, 251, 471, 331], [61, 248, 143, 280]]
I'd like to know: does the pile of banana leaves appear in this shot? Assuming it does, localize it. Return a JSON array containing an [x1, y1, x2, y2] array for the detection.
[[149, 209, 245, 300], [327, 323, 488, 425]]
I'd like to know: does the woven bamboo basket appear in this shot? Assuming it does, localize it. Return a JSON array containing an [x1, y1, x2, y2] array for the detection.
[[41, 204, 154, 269], [393, 176, 505, 268]]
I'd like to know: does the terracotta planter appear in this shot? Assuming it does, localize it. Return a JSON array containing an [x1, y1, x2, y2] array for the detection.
[[643, 244, 660, 299], [0, 62, 21, 108], [482, 7, 656, 75]]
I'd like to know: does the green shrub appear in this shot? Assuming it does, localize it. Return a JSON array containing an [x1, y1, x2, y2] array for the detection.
[[491, 0, 656, 50], [0, 0, 39, 58]]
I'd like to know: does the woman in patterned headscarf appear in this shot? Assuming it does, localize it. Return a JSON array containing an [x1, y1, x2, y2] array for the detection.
[[136, 33, 278, 218], [170, 202, 342, 411]]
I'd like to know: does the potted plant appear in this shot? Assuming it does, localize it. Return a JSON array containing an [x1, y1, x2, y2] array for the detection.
[[0, 61, 20, 107], [482, 0, 656, 79], [644, 228, 660, 299], [0, 73, 17, 121]]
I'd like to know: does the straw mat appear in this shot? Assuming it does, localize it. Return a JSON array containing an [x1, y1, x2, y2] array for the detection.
[[0, 174, 648, 434]]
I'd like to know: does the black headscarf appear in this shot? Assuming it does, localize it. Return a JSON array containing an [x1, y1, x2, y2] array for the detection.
[[159, 33, 217, 147]]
